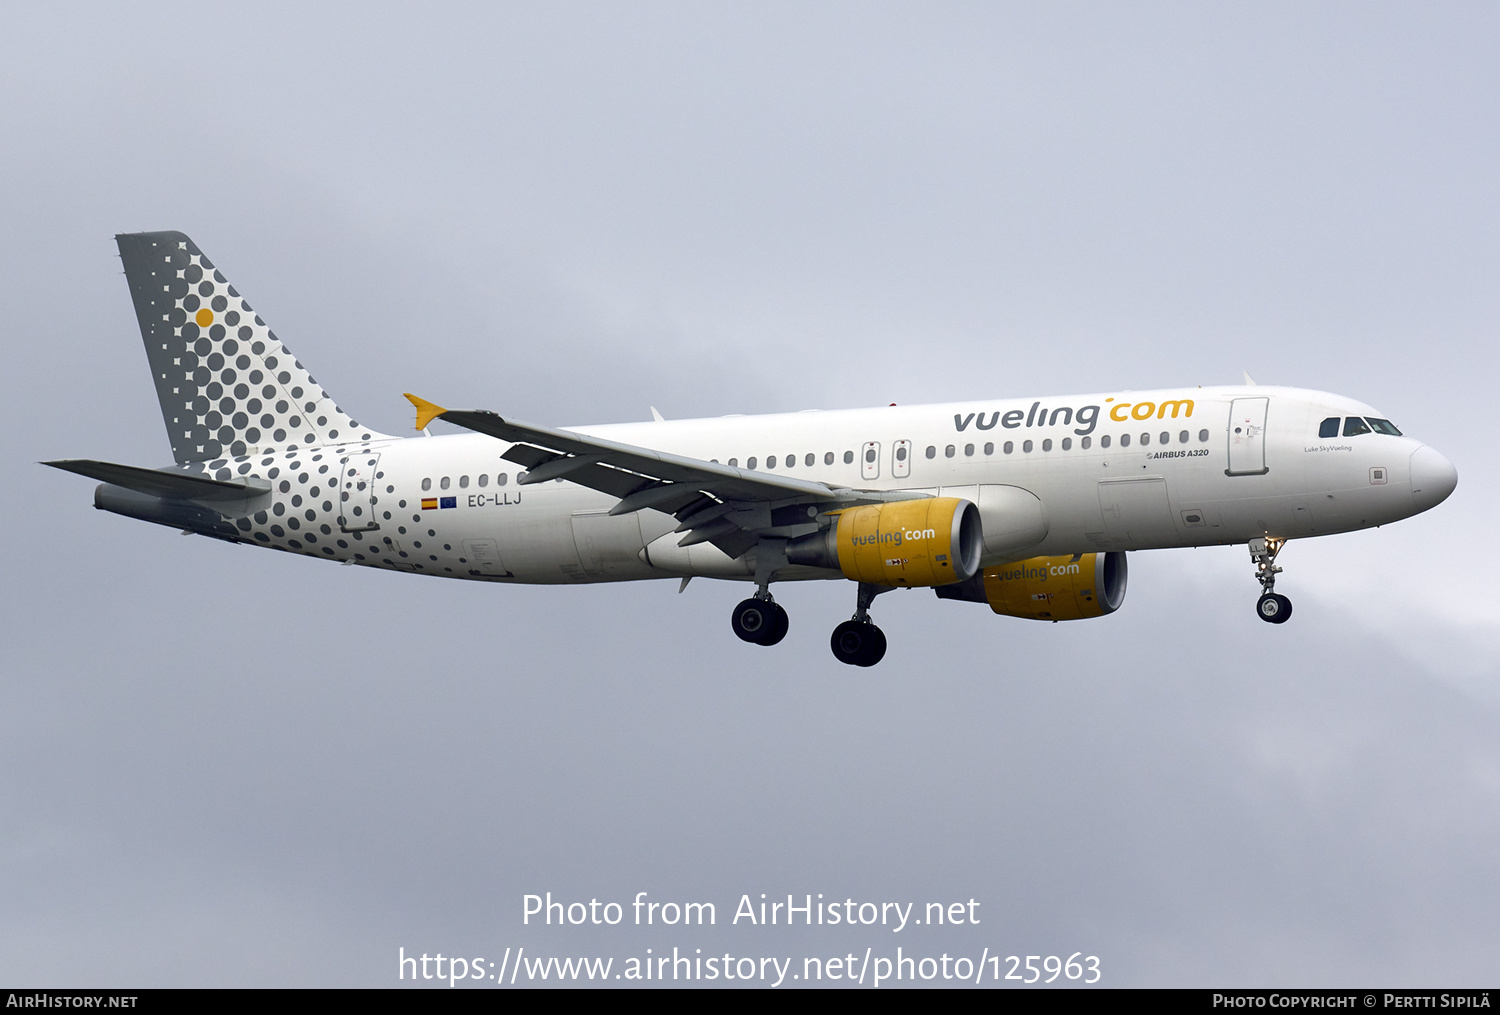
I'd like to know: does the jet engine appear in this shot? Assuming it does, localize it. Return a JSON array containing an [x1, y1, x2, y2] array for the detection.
[[934, 551, 1127, 621], [787, 497, 982, 587]]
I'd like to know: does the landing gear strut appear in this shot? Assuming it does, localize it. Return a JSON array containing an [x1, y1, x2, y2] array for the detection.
[[831, 583, 889, 666], [1249, 537, 1292, 624], [732, 539, 790, 646]]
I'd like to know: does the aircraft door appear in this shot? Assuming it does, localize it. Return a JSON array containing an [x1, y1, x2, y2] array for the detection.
[[1226, 397, 1269, 476], [861, 441, 881, 480], [339, 453, 381, 532], [892, 440, 912, 478]]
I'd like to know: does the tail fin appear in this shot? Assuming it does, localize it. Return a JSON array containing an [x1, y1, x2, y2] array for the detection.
[[116, 231, 392, 464]]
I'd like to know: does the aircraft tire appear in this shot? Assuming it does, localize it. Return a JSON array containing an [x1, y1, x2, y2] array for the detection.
[[1256, 593, 1293, 624], [732, 598, 781, 644], [831, 620, 886, 666], [759, 602, 789, 646]]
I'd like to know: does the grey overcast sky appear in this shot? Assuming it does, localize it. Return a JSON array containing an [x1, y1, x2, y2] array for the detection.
[[2, 2, 1497, 987]]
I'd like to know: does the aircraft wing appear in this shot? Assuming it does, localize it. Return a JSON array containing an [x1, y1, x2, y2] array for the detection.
[[406, 395, 915, 558]]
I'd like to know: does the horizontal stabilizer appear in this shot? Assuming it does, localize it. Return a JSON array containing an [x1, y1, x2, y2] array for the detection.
[[44, 459, 271, 501]]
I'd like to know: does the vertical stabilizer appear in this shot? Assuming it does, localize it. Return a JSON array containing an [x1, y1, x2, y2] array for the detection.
[[116, 231, 392, 464]]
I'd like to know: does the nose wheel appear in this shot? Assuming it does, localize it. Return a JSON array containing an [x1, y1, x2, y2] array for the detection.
[[1256, 592, 1292, 624], [1249, 537, 1293, 624], [830, 582, 891, 666]]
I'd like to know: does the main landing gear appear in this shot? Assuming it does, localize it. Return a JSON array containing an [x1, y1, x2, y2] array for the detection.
[[1249, 536, 1293, 624], [729, 582, 892, 666], [731, 539, 791, 646], [830, 583, 890, 667], [731, 594, 789, 646]]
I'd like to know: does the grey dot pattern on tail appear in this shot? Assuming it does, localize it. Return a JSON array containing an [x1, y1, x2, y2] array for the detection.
[[170, 248, 359, 459], [117, 231, 389, 465]]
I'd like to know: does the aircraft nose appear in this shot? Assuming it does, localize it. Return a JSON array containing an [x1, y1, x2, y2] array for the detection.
[[1409, 445, 1457, 512]]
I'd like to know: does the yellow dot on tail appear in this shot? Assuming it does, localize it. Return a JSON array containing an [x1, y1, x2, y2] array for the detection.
[[195, 308, 213, 327]]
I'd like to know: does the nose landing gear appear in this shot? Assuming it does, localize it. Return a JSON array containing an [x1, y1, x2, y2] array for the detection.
[[831, 582, 890, 666], [1249, 537, 1292, 624]]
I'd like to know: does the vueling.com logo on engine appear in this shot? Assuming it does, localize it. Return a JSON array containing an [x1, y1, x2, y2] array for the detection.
[[850, 527, 937, 548], [995, 561, 1082, 582]]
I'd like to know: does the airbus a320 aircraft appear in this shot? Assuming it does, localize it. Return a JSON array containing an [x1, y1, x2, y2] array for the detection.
[[49, 232, 1458, 666]]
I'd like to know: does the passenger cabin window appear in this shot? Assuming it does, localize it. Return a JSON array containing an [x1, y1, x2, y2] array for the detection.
[[1343, 417, 1372, 437], [1319, 417, 1340, 438], [843, 451, 854, 464], [1367, 418, 1403, 436]]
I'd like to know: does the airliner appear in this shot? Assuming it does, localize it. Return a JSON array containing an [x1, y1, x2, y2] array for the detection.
[[48, 232, 1458, 666]]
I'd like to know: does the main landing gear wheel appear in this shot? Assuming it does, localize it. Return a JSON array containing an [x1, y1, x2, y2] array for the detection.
[[1256, 593, 1293, 624], [731, 598, 788, 646], [831, 620, 886, 667], [830, 582, 892, 666]]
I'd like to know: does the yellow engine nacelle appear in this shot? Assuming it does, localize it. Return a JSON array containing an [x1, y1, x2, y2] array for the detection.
[[934, 551, 1127, 621], [787, 497, 982, 587]]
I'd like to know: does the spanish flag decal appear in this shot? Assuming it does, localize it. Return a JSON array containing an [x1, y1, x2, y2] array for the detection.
[[421, 498, 438, 510]]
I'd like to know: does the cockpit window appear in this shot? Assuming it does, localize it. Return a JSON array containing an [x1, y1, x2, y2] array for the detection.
[[1343, 417, 1372, 437], [1318, 417, 1340, 438], [1366, 417, 1402, 436]]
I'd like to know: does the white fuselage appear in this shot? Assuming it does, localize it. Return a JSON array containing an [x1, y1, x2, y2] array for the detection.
[[226, 385, 1446, 585]]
